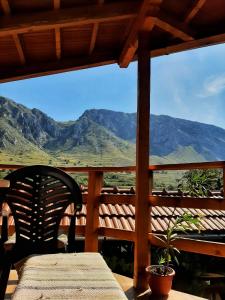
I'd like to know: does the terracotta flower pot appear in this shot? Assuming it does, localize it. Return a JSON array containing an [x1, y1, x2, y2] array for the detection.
[[146, 265, 175, 296]]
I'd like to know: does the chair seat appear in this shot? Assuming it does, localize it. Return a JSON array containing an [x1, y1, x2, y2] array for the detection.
[[4, 234, 68, 252], [12, 252, 127, 300]]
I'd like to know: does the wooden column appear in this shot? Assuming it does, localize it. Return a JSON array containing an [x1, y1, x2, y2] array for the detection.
[[85, 171, 103, 252], [223, 167, 225, 197], [134, 30, 151, 289]]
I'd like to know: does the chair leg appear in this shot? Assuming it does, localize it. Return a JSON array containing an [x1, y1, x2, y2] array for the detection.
[[0, 257, 11, 300]]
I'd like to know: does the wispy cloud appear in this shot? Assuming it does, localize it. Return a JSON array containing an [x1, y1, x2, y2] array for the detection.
[[199, 74, 225, 97]]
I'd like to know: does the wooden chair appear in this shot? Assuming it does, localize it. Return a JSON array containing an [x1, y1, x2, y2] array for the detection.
[[0, 165, 82, 299]]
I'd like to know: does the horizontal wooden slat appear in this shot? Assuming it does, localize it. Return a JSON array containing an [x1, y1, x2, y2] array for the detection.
[[0, 1, 139, 37], [151, 33, 225, 59], [99, 227, 134, 241], [100, 194, 135, 205], [149, 234, 225, 258], [149, 161, 225, 171], [0, 164, 136, 173], [149, 195, 225, 210]]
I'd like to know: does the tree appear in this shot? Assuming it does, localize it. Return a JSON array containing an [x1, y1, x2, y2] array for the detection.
[[178, 169, 222, 197]]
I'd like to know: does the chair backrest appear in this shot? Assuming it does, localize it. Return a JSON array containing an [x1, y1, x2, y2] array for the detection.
[[4, 165, 82, 257]]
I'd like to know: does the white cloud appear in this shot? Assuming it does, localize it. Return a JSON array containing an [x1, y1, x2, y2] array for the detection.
[[199, 74, 225, 97]]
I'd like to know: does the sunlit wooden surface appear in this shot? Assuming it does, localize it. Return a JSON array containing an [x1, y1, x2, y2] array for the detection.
[[114, 273, 207, 300], [5, 271, 207, 300]]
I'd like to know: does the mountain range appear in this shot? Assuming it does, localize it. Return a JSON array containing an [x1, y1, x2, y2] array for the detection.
[[0, 96, 225, 165]]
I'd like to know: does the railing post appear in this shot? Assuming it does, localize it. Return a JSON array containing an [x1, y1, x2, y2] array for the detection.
[[223, 167, 225, 197], [85, 171, 103, 252], [134, 30, 150, 290]]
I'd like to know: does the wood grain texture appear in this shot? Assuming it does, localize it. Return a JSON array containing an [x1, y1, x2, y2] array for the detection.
[[184, 0, 206, 23], [85, 171, 103, 252], [134, 31, 150, 290], [149, 195, 225, 210], [119, 0, 152, 68], [0, 2, 138, 37], [149, 234, 225, 258]]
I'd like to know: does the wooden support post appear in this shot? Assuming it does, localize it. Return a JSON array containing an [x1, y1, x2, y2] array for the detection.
[[85, 171, 103, 252], [223, 167, 225, 197], [134, 30, 151, 290]]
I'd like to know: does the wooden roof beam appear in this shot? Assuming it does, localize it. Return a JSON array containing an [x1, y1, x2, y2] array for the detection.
[[53, 0, 61, 60], [184, 0, 206, 23], [155, 13, 194, 41], [1, 0, 10, 15], [0, 54, 116, 84], [53, 0, 60, 10], [1, 0, 26, 65], [0, 1, 139, 37], [119, 0, 159, 68], [89, 0, 104, 55], [12, 34, 26, 65], [151, 32, 225, 58]]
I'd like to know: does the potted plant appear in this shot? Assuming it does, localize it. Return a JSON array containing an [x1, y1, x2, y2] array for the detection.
[[146, 209, 202, 296]]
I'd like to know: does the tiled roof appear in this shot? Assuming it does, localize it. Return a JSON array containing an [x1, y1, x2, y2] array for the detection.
[[73, 204, 225, 233], [2, 189, 225, 234]]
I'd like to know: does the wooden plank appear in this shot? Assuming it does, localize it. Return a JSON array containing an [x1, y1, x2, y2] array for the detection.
[[184, 0, 206, 23], [53, 0, 60, 10], [119, 0, 156, 68], [149, 161, 225, 171], [98, 227, 134, 241], [134, 30, 150, 290], [151, 33, 225, 58], [155, 13, 194, 41], [0, 1, 139, 37], [149, 234, 225, 258], [1, 0, 10, 15], [89, 0, 104, 55], [0, 163, 136, 172], [12, 34, 25, 65], [149, 195, 225, 210], [0, 180, 10, 188], [0, 54, 117, 83], [223, 168, 225, 197], [55, 28, 61, 60], [89, 23, 99, 55], [53, 0, 61, 60], [1, 0, 26, 65], [115, 273, 207, 300], [85, 171, 103, 252], [100, 194, 135, 205]]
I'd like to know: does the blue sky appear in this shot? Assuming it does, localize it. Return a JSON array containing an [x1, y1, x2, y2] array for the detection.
[[1, 43, 225, 128]]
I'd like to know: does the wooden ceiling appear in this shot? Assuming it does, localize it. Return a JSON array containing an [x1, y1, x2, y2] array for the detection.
[[1, 0, 225, 82]]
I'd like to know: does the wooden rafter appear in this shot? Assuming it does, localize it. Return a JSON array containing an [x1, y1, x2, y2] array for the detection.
[[53, 0, 60, 10], [119, 0, 156, 68], [89, 0, 104, 55], [0, 54, 116, 83], [53, 0, 61, 60], [1, 0, 26, 65], [55, 28, 61, 60], [184, 0, 206, 23], [0, 1, 139, 37], [156, 13, 194, 41], [89, 24, 99, 55], [1, 0, 10, 15], [12, 34, 26, 65], [150, 31, 225, 58]]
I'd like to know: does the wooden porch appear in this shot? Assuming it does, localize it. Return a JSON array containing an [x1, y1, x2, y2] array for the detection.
[[5, 270, 207, 300], [0, 0, 225, 298]]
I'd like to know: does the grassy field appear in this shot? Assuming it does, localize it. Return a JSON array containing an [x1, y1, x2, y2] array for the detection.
[[0, 149, 184, 189]]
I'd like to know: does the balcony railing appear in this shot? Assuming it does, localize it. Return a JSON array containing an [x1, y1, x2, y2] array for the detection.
[[0, 162, 225, 259]]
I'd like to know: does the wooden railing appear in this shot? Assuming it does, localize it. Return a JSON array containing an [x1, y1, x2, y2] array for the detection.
[[0, 162, 225, 258]]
